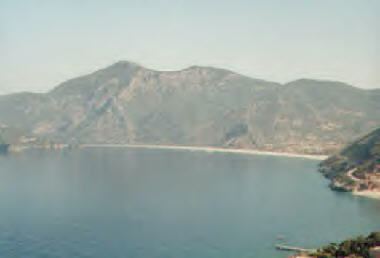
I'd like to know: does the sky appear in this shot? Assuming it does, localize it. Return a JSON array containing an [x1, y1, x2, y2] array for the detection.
[[0, 0, 379, 94]]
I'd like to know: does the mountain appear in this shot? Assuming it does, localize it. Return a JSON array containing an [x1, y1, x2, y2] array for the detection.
[[0, 61, 379, 154], [0, 123, 58, 152], [319, 128, 380, 193]]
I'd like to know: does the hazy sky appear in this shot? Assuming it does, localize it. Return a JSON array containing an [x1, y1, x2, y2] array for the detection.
[[0, 0, 379, 94]]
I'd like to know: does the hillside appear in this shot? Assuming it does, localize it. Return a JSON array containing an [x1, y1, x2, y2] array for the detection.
[[0, 123, 61, 152], [0, 61, 379, 154], [319, 128, 380, 194], [293, 231, 380, 258]]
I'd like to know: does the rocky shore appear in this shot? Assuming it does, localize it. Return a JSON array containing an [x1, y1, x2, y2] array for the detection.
[[0, 124, 70, 154], [318, 128, 380, 197], [290, 232, 380, 258]]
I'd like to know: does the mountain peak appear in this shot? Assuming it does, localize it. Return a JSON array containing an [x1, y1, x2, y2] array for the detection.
[[0, 61, 379, 155], [95, 60, 143, 78], [184, 65, 208, 70], [107, 60, 142, 70]]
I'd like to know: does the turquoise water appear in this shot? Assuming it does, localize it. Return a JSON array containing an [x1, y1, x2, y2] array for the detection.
[[0, 148, 379, 258]]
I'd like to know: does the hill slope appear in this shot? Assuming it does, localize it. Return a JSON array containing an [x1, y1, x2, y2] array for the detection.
[[0, 61, 379, 154], [319, 128, 380, 193], [0, 123, 58, 152]]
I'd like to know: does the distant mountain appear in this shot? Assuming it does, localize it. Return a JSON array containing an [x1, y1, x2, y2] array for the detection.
[[0, 124, 38, 145], [0, 61, 379, 154], [0, 123, 57, 152], [319, 128, 380, 192]]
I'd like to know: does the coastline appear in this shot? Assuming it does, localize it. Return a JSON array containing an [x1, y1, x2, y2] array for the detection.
[[81, 143, 328, 160], [353, 190, 380, 200]]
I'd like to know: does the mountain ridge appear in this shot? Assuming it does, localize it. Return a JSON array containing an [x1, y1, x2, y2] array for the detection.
[[2, 61, 378, 97], [0, 61, 379, 154]]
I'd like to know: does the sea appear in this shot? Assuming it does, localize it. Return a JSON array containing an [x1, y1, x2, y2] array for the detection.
[[0, 147, 379, 257]]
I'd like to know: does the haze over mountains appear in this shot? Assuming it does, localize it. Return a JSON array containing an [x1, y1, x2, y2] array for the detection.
[[0, 61, 379, 154]]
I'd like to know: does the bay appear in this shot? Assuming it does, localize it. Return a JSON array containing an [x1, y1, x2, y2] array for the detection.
[[0, 148, 379, 257]]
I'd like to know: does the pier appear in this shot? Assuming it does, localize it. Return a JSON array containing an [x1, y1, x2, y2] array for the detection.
[[275, 244, 316, 253]]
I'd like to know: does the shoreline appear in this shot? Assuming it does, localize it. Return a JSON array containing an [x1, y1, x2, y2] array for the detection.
[[81, 143, 328, 160], [353, 190, 380, 200]]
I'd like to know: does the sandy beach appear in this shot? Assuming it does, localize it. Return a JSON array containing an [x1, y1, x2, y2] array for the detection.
[[353, 190, 380, 200], [82, 143, 328, 160]]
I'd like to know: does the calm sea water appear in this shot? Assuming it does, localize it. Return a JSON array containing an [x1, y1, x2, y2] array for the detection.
[[0, 148, 379, 258]]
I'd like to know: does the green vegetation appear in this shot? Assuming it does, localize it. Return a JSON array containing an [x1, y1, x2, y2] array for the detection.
[[319, 128, 380, 192], [0, 124, 55, 150], [0, 61, 379, 153], [307, 232, 380, 258]]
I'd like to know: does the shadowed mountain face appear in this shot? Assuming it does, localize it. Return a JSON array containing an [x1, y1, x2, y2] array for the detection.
[[0, 61, 379, 154]]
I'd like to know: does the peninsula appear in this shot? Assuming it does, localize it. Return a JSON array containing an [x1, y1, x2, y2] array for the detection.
[[319, 128, 380, 198]]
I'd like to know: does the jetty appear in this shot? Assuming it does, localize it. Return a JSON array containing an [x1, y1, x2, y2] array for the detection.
[[275, 244, 316, 253]]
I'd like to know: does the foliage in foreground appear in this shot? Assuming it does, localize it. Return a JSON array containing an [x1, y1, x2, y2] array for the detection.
[[307, 232, 379, 258]]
